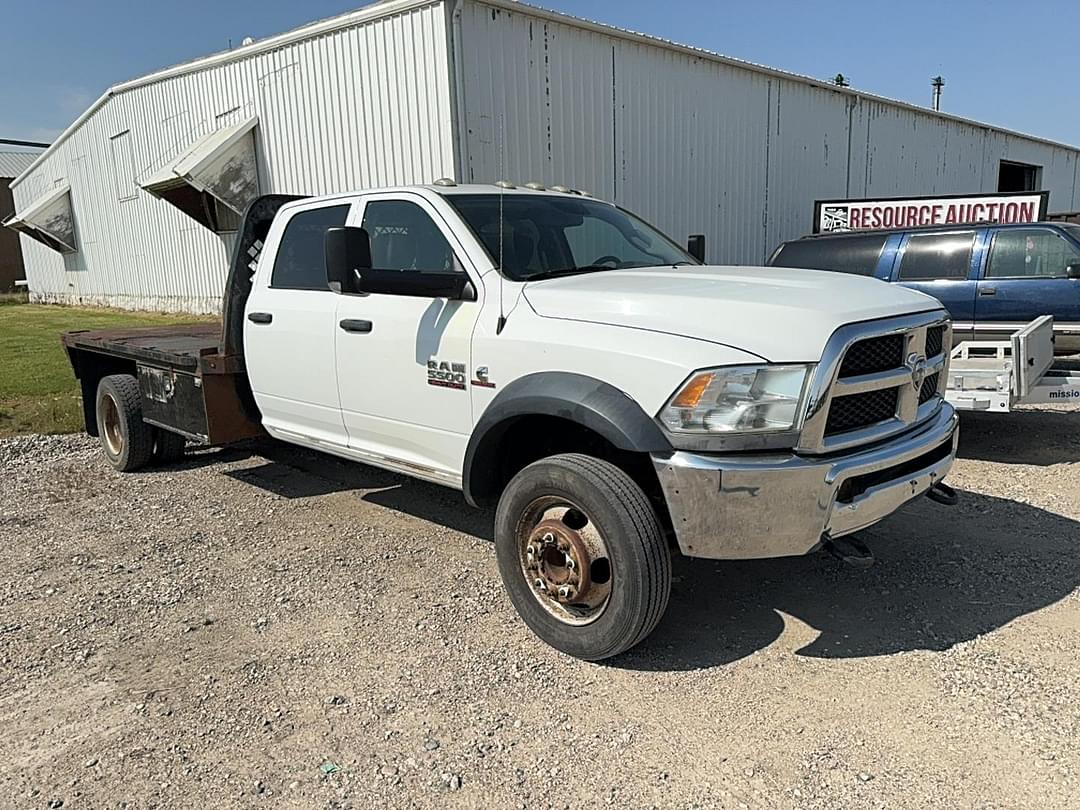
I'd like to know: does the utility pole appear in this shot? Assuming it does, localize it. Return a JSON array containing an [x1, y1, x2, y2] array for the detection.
[[931, 76, 945, 111]]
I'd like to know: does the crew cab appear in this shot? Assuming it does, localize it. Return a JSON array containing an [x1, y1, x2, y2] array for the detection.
[[62, 184, 959, 660], [769, 222, 1080, 353]]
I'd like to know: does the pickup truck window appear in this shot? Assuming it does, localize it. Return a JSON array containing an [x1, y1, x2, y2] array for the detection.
[[897, 232, 974, 281], [361, 200, 459, 273], [986, 228, 1080, 278], [446, 194, 693, 281], [271, 204, 351, 290], [771, 234, 887, 276]]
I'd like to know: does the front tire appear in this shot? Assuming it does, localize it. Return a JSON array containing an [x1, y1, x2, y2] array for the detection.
[[494, 453, 671, 661], [95, 374, 153, 472]]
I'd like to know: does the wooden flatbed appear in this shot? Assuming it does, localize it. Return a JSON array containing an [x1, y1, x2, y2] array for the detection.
[[61, 321, 263, 445], [62, 322, 222, 370]]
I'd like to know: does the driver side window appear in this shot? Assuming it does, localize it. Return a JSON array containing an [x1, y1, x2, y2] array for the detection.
[[361, 200, 460, 274], [564, 217, 658, 267]]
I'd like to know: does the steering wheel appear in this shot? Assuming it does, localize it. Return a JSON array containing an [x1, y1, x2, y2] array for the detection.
[[590, 255, 623, 268]]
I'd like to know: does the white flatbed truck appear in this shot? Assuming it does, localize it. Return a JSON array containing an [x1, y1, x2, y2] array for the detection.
[[61, 184, 961, 660]]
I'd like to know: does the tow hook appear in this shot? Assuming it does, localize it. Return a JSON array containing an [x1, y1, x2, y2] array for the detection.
[[926, 481, 958, 506], [822, 533, 875, 568]]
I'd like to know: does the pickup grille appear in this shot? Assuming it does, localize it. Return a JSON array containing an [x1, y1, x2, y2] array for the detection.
[[802, 315, 952, 452], [825, 388, 899, 434], [919, 372, 941, 405], [926, 325, 945, 358], [838, 334, 905, 377]]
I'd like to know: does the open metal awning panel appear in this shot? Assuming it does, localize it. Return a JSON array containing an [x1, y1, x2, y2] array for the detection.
[[140, 116, 260, 231], [2, 183, 77, 253]]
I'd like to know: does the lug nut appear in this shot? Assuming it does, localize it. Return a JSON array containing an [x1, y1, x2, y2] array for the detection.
[[565, 558, 576, 570], [542, 532, 555, 544], [534, 578, 547, 591], [558, 585, 571, 598]]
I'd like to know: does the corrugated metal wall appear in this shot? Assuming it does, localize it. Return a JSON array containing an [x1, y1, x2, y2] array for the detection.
[[14, 0, 1080, 310], [14, 1, 455, 313], [460, 1, 1080, 265]]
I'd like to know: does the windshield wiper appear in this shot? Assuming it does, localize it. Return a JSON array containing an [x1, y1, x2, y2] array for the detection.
[[524, 265, 616, 281]]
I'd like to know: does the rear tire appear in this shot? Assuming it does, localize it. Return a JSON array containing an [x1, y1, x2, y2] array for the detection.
[[494, 453, 671, 661], [95, 374, 153, 472], [152, 428, 187, 464]]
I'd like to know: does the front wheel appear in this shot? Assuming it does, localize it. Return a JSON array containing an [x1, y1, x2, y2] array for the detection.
[[494, 453, 671, 661]]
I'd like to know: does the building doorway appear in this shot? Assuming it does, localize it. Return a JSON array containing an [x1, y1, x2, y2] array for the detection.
[[998, 160, 1041, 192]]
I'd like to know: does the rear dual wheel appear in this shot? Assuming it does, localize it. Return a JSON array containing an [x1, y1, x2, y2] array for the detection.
[[96, 374, 185, 472], [495, 453, 671, 661]]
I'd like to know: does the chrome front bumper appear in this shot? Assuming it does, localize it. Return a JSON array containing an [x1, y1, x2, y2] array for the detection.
[[652, 404, 959, 560]]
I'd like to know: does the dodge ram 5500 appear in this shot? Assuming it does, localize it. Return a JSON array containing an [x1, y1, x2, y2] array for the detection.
[[62, 183, 959, 660]]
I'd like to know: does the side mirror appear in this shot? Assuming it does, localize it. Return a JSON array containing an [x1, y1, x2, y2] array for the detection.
[[325, 226, 372, 293], [1067, 262, 1080, 280], [687, 234, 706, 263], [354, 269, 476, 300]]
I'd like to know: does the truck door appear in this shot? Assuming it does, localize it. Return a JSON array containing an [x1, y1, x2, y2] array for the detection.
[[975, 226, 1080, 352], [244, 200, 354, 447], [891, 229, 979, 343], [334, 193, 482, 482]]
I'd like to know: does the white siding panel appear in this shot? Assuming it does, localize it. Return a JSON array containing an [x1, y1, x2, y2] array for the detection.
[[13, 1, 454, 312], [459, 2, 616, 198], [461, 1, 1080, 265]]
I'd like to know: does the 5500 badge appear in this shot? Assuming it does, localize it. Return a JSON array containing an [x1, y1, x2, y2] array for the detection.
[[427, 360, 466, 390]]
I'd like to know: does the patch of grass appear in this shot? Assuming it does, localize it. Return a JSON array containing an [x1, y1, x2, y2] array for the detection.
[[0, 304, 215, 437], [0, 290, 30, 306]]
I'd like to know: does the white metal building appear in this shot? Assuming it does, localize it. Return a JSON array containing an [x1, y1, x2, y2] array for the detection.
[[8, 0, 1080, 312]]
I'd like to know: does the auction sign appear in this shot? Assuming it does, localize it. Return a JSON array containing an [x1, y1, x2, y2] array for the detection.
[[813, 191, 1049, 233]]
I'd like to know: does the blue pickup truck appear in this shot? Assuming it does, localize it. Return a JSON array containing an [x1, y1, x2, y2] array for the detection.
[[769, 222, 1080, 353]]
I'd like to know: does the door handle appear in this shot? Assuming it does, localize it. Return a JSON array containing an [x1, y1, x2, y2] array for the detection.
[[247, 312, 273, 324], [979, 287, 997, 296], [339, 319, 373, 334]]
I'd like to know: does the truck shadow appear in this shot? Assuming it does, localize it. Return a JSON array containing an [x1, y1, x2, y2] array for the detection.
[[957, 409, 1080, 466], [214, 441, 1079, 673], [614, 489, 1080, 671]]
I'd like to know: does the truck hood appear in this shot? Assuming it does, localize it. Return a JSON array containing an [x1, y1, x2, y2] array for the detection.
[[522, 265, 942, 362]]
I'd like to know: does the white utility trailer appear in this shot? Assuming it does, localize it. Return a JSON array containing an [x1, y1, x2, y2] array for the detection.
[[946, 315, 1080, 412]]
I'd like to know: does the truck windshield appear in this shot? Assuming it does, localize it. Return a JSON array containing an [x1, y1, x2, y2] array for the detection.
[[446, 193, 697, 281]]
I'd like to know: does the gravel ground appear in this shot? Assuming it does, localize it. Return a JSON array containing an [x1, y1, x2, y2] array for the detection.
[[1, 407, 1078, 809]]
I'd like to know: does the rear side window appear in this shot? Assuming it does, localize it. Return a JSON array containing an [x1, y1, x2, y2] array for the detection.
[[986, 228, 1080, 278], [271, 204, 351, 290], [771, 235, 887, 276], [897, 232, 975, 281]]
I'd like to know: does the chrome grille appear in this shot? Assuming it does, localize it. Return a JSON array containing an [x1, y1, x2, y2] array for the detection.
[[798, 313, 951, 454], [919, 372, 941, 405], [826, 388, 899, 434], [926, 325, 945, 358], [838, 334, 905, 377]]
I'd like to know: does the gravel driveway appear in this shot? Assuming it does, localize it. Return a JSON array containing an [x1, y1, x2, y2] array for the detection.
[[1, 408, 1078, 809]]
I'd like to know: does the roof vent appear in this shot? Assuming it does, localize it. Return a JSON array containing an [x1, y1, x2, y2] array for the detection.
[[550, 185, 571, 193], [241, 36, 256, 46], [524, 181, 546, 190], [494, 180, 516, 189], [433, 177, 457, 187]]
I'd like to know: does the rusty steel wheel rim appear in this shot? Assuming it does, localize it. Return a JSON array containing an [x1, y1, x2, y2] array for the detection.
[[516, 496, 613, 626], [101, 394, 124, 456]]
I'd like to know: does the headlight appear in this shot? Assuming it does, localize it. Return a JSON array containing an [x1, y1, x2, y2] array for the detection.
[[659, 365, 813, 435]]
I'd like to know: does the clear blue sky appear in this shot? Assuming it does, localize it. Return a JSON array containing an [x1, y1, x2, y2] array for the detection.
[[0, 0, 1075, 147]]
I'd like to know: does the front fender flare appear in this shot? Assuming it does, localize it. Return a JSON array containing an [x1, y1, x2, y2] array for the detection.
[[462, 372, 672, 506]]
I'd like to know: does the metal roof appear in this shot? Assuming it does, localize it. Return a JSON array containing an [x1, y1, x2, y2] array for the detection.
[[11, 0, 1080, 188], [0, 151, 41, 180]]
